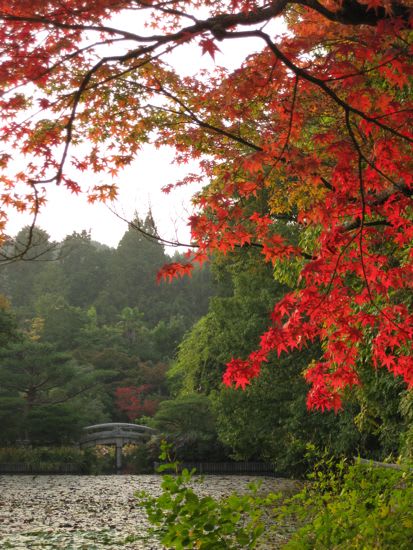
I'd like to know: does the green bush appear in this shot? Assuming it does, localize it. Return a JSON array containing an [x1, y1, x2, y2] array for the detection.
[[138, 443, 413, 548], [122, 443, 152, 474], [0, 445, 83, 464], [85, 445, 116, 474], [149, 395, 229, 461], [0, 445, 118, 473], [277, 451, 413, 549], [136, 441, 277, 549]]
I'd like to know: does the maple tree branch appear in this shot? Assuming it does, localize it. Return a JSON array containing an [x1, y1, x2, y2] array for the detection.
[[236, 30, 413, 145], [2, 0, 410, 69], [342, 219, 392, 231], [257, 75, 298, 188], [61, 44, 178, 101], [30, 47, 175, 185], [355, 134, 377, 311], [108, 206, 196, 249], [19, 184, 40, 255], [0, 0, 288, 50], [345, 110, 410, 336], [306, 229, 362, 315], [10, 0, 411, 191], [138, 0, 410, 31], [1, 37, 130, 98], [323, 52, 406, 83], [372, 107, 413, 122], [272, 75, 298, 168], [57, 60, 108, 184], [196, 23, 410, 146], [295, 0, 411, 26], [0, 12, 148, 42], [331, 186, 404, 233], [0, 185, 60, 264], [154, 82, 263, 152], [337, 186, 412, 227], [344, 114, 412, 198], [112, 206, 314, 262], [150, 3, 198, 22], [320, 177, 336, 192]]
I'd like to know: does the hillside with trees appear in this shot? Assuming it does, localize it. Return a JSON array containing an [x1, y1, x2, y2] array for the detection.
[[0, 213, 214, 444]]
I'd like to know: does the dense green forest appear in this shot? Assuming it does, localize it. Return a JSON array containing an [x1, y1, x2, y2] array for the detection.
[[0, 213, 214, 445], [164, 246, 412, 473], [0, 215, 411, 474]]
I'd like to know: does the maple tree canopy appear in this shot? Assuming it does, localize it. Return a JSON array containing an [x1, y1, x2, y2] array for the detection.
[[1, 0, 412, 411]]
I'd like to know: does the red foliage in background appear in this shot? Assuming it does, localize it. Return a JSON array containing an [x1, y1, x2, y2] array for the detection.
[[115, 385, 160, 421]]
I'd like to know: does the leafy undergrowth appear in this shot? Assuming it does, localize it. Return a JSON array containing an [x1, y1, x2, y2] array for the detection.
[[0, 528, 151, 549], [138, 443, 413, 549], [136, 441, 283, 549], [0, 446, 103, 473], [277, 454, 413, 549], [137, 466, 278, 549]]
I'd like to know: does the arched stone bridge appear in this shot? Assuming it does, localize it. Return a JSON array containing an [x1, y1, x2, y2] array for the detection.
[[79, 423, 157, 472]]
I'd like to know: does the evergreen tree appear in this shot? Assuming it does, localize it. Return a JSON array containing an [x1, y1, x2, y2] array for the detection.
[[1, 227, 56, 318], [0, 339, 102, 443], [108, 212, 168, 325], [60, 230, 113, 308]]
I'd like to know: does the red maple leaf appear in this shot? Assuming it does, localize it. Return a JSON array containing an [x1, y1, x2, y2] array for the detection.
[[157, 262, 194, 283], [199, 38, 221, 60]]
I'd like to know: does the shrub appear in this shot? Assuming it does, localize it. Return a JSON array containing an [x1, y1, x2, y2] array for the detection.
[[122, 443, 152, 474], [87, 445, 116, 474], [149, 395, 229, 461], [136, 441, 277, 549], [0, 445, 118, 473], [276, 451, 413, 549], [137, 443, 413, 548], [0, 446, 96, 472], [0, 445, 83, 464]]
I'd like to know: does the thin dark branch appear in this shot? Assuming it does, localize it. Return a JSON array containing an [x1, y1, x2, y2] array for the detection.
[[108, 206, 197, 249], [274, 75, 298, 166], [323, 52, 406, 83], [345, 109, 410, 337], [294, 0, 410, 26], [0, 186, 59, 264], [0, 12, 150, 42], [155, 81, 263, 152], [233, 29, 413, 144], [15, 0, 411, 189], [1, 37, 129, 98], [342, 219, 391, 231], [35, 383, 100, 406], [320, 177, 336, 191]]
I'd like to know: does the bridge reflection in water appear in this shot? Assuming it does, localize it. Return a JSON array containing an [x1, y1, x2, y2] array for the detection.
[[79, 423, 157, 473]]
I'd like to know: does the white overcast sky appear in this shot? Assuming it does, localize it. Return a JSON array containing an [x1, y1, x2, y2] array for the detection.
[[6, 9, 284, 251]]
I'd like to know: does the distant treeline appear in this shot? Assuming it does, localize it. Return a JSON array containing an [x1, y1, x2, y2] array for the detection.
[[0, 213, 213, 445]]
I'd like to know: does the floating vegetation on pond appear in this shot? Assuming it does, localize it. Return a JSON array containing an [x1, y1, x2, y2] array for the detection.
[[0, 474, 297, 549]]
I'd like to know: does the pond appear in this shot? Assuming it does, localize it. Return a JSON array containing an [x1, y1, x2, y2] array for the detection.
[[0, 474, 299, 549]]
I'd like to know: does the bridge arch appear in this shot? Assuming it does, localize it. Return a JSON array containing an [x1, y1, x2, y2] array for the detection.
[[79, 423, 157, 473]]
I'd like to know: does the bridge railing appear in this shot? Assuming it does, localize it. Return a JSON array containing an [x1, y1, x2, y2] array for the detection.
[[81, 423, 157, 435], [79, 423, 156, 443], [79, 423, 157, 472]]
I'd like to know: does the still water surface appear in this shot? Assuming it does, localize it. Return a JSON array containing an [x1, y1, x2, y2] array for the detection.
[[0, 474, 298, 548]]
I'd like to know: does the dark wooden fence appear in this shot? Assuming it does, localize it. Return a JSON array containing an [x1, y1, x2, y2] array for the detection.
[[154, 461, 276, 475], [2, 461, 277, 475]]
